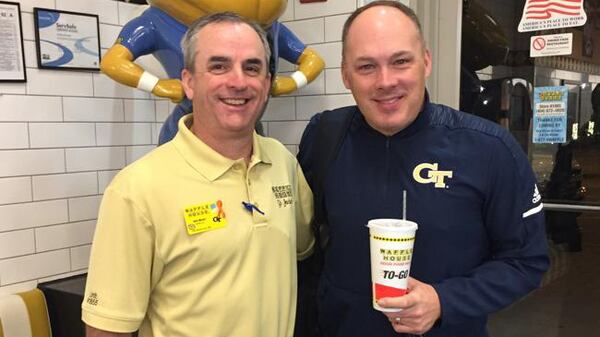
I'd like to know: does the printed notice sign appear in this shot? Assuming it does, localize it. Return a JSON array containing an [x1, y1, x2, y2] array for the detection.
[[0, 2, 26, 81], [533, 86, 568, 144], [518, 0, 587, 32], [530, 33, 573, 57]]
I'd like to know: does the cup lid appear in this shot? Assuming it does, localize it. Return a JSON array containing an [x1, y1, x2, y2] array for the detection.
[[367, 218, 418, 231]]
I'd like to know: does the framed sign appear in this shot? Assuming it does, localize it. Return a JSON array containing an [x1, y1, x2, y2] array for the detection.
[[33, 8, 101, 71], [0, 1, 26, 82], [533, 86, 568, 144]]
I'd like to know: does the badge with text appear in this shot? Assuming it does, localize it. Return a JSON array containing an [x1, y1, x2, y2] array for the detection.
[[183, 200, 227, 235]]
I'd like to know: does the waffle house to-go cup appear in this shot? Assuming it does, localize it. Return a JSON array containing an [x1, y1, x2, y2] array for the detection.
[[367, 218, 418, 312]]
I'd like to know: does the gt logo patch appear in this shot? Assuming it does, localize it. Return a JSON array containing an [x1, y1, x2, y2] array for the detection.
[[413, 163, 453, 188]]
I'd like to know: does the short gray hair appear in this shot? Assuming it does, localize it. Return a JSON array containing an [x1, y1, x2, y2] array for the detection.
[[181, 12, 272, 73]]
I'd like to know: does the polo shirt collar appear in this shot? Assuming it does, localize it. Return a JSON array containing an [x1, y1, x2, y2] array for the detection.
[[172, 114, 272, 181]]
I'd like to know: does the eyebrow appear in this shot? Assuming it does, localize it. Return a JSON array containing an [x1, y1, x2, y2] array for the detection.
[[207, 56, 264, 68], [353, 51, 413, 63], [208, 56, 230, 63], [243, 58, 264, 67], [390, 51, 413, 59]]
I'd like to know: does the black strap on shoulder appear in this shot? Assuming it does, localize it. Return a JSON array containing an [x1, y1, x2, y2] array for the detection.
[[294, 107, 355, 337], [311, 107, 356, 249]]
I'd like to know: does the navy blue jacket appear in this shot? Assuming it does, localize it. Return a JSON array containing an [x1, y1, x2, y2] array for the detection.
[[297, 100, 549, 337]]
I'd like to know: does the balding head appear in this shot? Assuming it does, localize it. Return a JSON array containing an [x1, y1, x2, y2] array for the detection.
[[342, 1, 425, 60]]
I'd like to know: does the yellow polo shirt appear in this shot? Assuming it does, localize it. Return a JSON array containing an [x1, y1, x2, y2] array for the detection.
[[82, 114, 314, 337]]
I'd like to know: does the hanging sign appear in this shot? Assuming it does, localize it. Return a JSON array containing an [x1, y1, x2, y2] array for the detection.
[[518, 0, 587, 32], [530, 33, 573, 57], [533, 86, 568, 144]]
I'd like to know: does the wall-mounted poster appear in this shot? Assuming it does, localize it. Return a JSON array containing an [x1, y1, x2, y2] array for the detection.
[[0, 1, 26, 82], [518, 0, 587, 32], [533, 86, 568, 144], [34, 8, 101, 71]]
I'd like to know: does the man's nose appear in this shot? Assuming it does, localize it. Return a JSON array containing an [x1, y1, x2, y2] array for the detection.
[[376, 66, 396, 90], [227, 67, 249, 90]]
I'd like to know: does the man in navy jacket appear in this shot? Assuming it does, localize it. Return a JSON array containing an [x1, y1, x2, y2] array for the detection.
[[297, 1, 549, 336]]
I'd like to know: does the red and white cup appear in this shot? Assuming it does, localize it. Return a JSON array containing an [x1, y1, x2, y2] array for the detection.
[[367, 218, 418, 312]]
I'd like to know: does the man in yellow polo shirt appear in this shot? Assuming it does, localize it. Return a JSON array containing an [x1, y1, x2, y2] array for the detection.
[[82, 12, 314, 337]]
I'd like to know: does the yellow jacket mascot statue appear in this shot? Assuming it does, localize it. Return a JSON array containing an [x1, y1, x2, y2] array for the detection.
[[101, 0, 324, 144]]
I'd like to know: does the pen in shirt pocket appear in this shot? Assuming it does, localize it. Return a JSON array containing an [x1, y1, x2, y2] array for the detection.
[[242, 201, 265, 215]]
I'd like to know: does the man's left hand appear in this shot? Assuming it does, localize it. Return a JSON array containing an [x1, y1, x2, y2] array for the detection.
[[377, 277, 441, 335]]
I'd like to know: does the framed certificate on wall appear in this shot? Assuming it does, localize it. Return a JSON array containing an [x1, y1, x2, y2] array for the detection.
[[0, 1, 26, 82], [34, 7, 101, 71]]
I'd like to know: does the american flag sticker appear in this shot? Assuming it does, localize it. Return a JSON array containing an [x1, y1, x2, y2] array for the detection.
[[518, 0, 587, 32]]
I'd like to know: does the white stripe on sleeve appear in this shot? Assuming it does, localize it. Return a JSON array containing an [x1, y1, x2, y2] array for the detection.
[[523, 203, 544, 218]]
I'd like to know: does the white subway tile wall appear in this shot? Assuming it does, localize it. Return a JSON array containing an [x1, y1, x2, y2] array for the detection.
[[26, 69, 94, 97], [0, 0, 359, 293], [32, 172, 98, 201], [65, 147, 126, 172], [29, 123, 96, 148], [63, 97, 125, 122], [263, 97, 296, 122], [0, 149, 65, 177], [0, 200, 69, 232], [124, 99, 157, 122], [325, 68, 350, 94], [68, 196, 102, 222], [15, 0, 55, 13], [117, 2, 145, 25], [0, 230, 35, 259], [0, 177, 32, 204], [0, 250, 71, 285], [0, 123, 29, 149], [35, 220, 96, 252], [325, 14, 349, 42], [125, 145, 156, 164], [99, 24, 122, 49], [70, 245, 92, 271], [23, 40, 37, 68], [284, 18, 325, 45], [0, 95, 62, 121], [55, 0, 119, 25], [312, 42, 343, 70]]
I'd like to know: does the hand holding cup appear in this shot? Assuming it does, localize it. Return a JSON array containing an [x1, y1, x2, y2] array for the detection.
[[378, 277, 441, 335]]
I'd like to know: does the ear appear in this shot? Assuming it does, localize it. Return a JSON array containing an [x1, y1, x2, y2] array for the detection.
[[263, 72, 272, 98], [423, 48, 432, 78], [341, 62, 351, 89], [181, 69, 194, 100]]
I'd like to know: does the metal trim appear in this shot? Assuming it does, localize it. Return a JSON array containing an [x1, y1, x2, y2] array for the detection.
[[544, 203, 600, 212]]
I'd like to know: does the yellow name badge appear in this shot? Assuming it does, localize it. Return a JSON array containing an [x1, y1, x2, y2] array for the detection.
[[183, 200, 227, 235]]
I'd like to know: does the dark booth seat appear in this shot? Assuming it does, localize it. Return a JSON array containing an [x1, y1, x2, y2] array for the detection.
[[38, 274, 87, 337]]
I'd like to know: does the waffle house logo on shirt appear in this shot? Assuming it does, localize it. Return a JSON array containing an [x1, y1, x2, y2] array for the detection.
[[413, 163, 453, 188], [272, 184, 293, 207]]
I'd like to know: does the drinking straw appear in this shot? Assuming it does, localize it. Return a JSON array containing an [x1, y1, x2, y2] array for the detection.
[[403, 190, 407, 220]]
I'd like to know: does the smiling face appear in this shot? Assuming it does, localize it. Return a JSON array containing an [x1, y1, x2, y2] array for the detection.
[[342, 5, 431, 136], [148, 0, 287, 27], [181, 21, 271, 140]]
